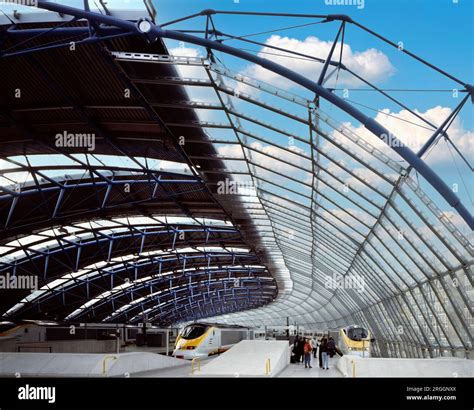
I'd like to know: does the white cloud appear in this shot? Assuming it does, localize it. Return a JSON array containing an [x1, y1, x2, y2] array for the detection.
[[348, 167, 397, 193], [320, 208, 373, 231], [319, 103, 473, 200], [169, 47, 472, 168], [241, 35, 394, 90], [320, 152, 395, 195], [336, 105, 474, 164], [261, 192, 310, 215], [168, 46, 220, 121], [217, 142, 310, 176], [438, 211, 473, 235], [169, 45, 206, 79]]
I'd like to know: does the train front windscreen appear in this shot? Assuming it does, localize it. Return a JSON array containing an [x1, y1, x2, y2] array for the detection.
[[347, 327, 368, 341], [180, 324, 209, 340]]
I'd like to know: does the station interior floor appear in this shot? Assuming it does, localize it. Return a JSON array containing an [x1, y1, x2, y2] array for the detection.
[[279, 357, 341, 378], [134, 355, 341, 378]]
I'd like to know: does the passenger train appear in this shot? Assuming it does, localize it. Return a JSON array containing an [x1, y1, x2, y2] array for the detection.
[[338, 325, 374, 357], [0, 320, 178, 352], [172, 322, 251, 359]]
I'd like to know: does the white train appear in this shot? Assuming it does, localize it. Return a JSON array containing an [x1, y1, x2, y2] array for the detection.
[[172, 322, 251, 359], [338, 325, 374, 357], [0, 320, 178, 353]]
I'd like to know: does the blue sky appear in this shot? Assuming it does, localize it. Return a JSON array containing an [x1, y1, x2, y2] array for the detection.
[[155, 0, 473, 117], [155, 0, 473, 218], [1, 0, 470, 229]]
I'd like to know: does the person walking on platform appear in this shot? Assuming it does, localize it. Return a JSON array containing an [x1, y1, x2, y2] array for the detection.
[[296, 335, 305, 363], [303, 338, 313, 368], [313, 337, 321, 358], [318, 337, 323, 368], [326, 336, 343, 357], [320, 337, 329, 370], [293, 335, 301, 364], [327, 337, 336, 358], [311, 336, 318, 359]]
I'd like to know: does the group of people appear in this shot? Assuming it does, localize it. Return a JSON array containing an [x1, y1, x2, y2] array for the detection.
[[292, 335, 342, 370]]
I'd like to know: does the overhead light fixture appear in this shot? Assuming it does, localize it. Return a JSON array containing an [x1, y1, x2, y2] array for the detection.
[[137, 18, 153, 34]]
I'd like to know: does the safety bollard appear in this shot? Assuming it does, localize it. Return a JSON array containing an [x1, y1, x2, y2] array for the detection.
[[191, 357, 201, 374], [351, 359, 356, 378], [102, 355, 118, 375], [265, 358, 271, 375]]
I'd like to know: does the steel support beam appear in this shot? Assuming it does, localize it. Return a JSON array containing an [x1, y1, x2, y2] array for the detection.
[[6, 3, 473, 227]]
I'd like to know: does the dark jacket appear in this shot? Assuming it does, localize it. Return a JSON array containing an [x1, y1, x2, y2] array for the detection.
[[296, 339, 305, 354]]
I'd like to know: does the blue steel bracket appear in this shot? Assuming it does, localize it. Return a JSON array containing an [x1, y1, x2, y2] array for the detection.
[[465, 84, 474, 103], [324, 14, 354, 23], [10, 1, 474, 230], [201, 9, 217, 16]]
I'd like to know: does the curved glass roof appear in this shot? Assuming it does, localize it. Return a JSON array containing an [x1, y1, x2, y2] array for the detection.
[[0, 1, 472, 358], [145, 39, 472, 357]]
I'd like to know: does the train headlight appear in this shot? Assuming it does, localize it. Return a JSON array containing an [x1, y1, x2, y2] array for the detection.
[[348, 347, 352, 351]]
